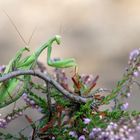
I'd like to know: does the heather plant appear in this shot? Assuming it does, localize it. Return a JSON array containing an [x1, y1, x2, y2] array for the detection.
[[0, 35, 140, 140]]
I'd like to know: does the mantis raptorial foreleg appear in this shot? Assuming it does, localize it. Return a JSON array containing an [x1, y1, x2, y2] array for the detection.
[[0, 35, 77, 108]]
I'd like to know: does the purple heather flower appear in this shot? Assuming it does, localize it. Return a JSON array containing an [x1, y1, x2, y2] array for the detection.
[[120, 102, 129, 110], [14, 114, 18, 118], [0, 65, 5, 73], [133, 71, 139, 77], [83, 128, 89, 133], [30, 100, 35, 105], [89, 132, 95, 140], [6, 116, 12, 121], [18, 111, 23, 116], [37, 107, 43, 112], [22, 93, 28, 99], [109, 122, 118, 129], [126, 92, 131, 98], [0, 118, 7, 128], [0, 122, 6, 128], [129, 49, 139, 60], [52, 136, 55, 140], [1, 119, 6, 124], [35, 105, 39, 109], [137, 66, 140, 71], [83, 118, 91, 124], [92, 128, 101, 133], [26, 98, 30, 102], [78, 135, 86, 140], [69, 131, 78, 138]]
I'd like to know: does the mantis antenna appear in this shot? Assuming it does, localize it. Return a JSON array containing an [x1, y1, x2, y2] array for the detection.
[[3, 9, 38, 47], [3, 9, 28, 46]]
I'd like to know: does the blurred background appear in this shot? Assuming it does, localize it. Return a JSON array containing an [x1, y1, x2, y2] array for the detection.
[[0, 0, 140, 135]]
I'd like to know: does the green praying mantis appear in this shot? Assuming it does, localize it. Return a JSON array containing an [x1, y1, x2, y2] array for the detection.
[[0, 35, 77, 108]]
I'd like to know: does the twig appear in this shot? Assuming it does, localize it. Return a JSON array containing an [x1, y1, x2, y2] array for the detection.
[[0, 70, 90, 103], [46, 82, 52, 120]]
